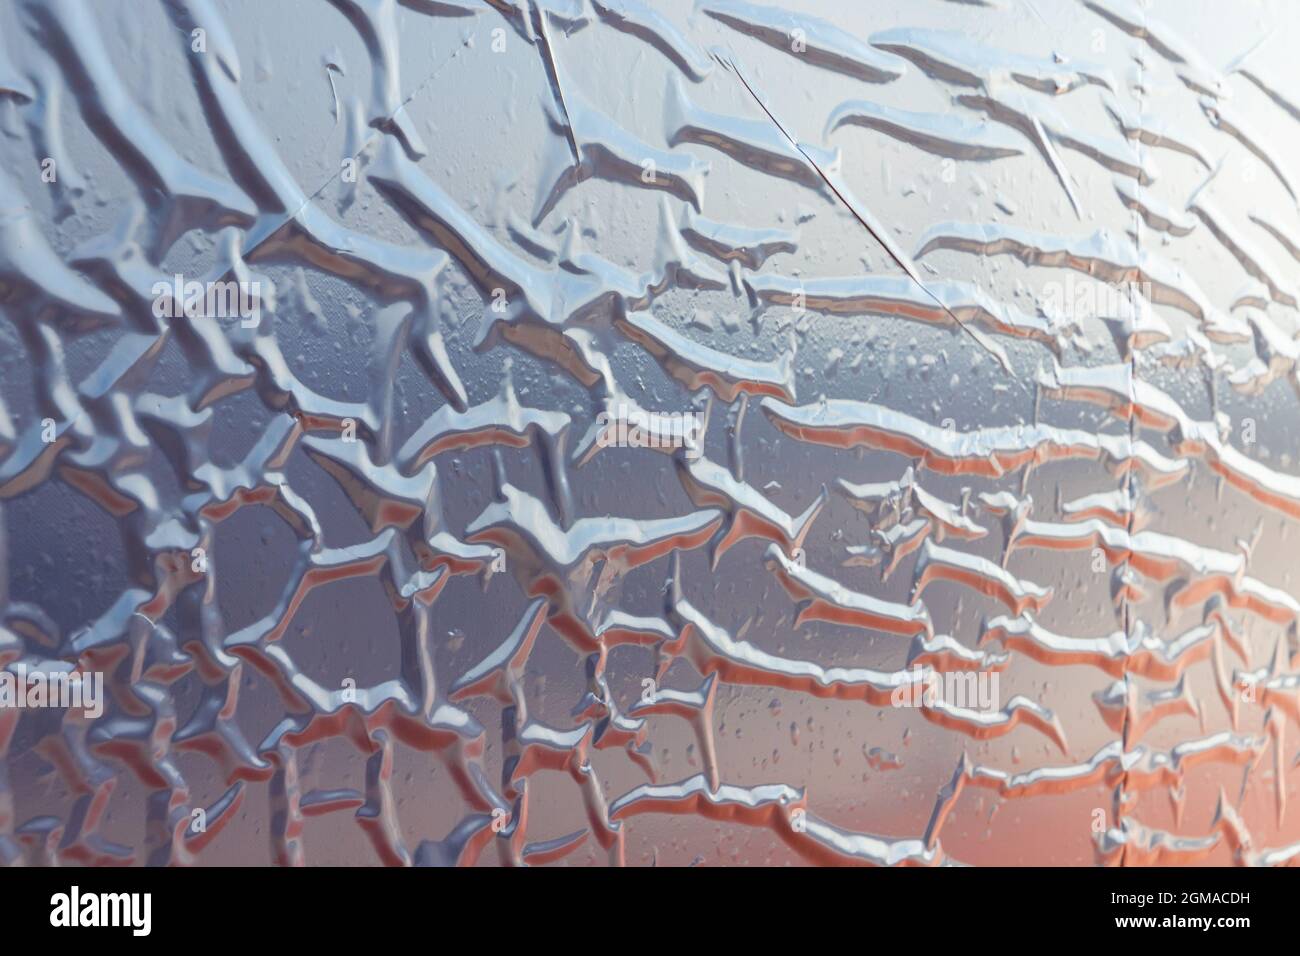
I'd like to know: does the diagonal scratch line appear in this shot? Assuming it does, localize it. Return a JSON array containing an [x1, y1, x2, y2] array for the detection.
[[213, 36, 472, 278], [714, 48, 1017, 377], [1021, 0, 1048, 29], [292, 41, 473, 219], [531, 1, 582, 165]]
